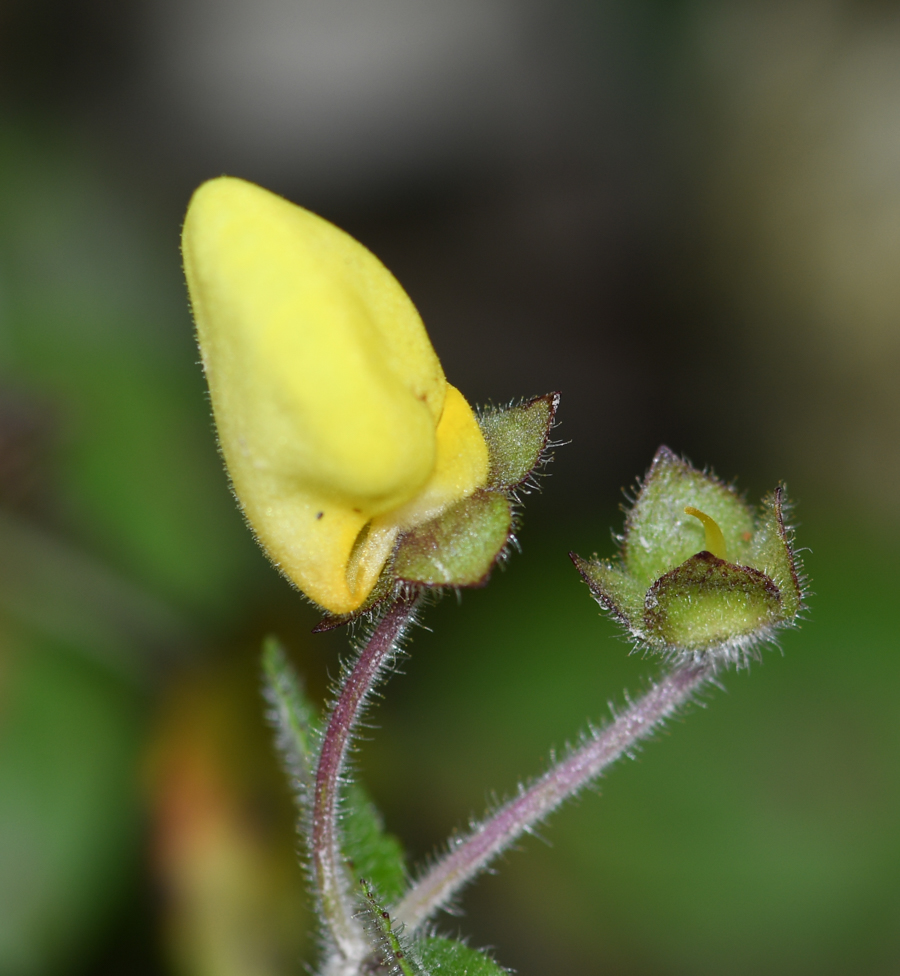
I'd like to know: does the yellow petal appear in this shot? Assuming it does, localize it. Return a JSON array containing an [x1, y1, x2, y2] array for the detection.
[[182, 176, 488, 614], [347, 385, 490, 600]]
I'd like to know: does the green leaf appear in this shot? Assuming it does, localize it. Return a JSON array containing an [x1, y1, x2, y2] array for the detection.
[[342, 784, 408, 903], [0, 128, 258, 619], [358, 880, 422, 976], [480, 393, 559, 489], [749, 487, 804, 618], [393, 491, 512, 588], [644, 552, 782, 650], [414, 937, 509, 975], [0, 636, 144, 976], [624, 447, 755, 587], [261, 638, 319, 799]]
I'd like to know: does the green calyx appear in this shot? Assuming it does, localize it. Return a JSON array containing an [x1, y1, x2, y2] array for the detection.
[[572, 447, 805, 665], [315, 393, 559, 630]]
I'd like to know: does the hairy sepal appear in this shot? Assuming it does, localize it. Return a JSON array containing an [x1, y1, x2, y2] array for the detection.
[[572, 448, 806, 669], [314, 394, 560, 631]]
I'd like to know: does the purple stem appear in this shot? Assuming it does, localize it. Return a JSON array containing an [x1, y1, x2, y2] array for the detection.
[[392, 662, 711, 933], [312, 593, 420, 960]]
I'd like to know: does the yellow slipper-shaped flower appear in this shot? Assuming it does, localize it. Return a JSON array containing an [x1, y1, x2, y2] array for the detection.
[[182, 177, 489, 614]]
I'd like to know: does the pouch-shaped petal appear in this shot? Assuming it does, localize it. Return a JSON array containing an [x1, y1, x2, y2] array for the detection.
[[344, 384, 489, 604], [183, 177, 462, 612]]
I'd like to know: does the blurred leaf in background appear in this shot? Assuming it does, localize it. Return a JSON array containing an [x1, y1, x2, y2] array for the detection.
[[148, 653, 311, 976], [0, 119, 273, 976], [0, 630, 145, 975], [0, 123, 263, 621]]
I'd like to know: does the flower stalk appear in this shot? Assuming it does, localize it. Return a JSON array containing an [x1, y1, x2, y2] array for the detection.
[[392, 661, 712, 932], [312, 593, 422, 961]]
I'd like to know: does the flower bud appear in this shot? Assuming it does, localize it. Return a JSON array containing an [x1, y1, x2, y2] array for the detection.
[[183, 177, 559, 619], [572, 447, 805, 666], [182, 177, 488, 614]]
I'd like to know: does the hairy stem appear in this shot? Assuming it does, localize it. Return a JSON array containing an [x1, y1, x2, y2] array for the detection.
[[312, 593, 421, 961], [393, 662, 712, 932]]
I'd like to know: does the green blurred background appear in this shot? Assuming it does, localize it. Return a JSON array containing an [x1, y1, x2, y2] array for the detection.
[[0, 1, 898, 973]]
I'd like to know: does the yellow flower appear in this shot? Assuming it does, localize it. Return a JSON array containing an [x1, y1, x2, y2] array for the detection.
[[182, 177, 488, 614]]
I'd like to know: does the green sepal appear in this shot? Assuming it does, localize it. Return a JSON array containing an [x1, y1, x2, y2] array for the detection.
[[644, 552, 782, 651], [570, 554, 645, 627], [414, 937, 510, 975], [313, 394, 558, 630], [342, 784, 408, 903], [393, 490, 512, 588], [261, 637, 319, 794], [479, 392, 559, 489], [572, 447, 806, 664], [748, 487, 804, 618], [624, 446, 754, 587]]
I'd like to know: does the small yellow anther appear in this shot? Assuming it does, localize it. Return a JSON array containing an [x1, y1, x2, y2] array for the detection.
[[684, 506, 728, 560]]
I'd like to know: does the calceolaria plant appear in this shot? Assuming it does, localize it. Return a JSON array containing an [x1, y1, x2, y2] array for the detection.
[[182, 177, 806, 976]]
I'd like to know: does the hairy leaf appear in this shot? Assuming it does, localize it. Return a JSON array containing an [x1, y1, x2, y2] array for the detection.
[[358, 880, 422, 976], [342, 783, 408, 903], [261, 638, 319, 800], [415, 937, 509, 975]]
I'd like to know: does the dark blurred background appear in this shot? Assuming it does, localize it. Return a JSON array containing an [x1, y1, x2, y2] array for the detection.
[[1, 1, 899, 974]]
